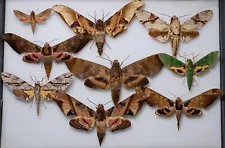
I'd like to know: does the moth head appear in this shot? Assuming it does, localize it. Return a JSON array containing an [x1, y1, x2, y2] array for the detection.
[[31, 11, 35, 15], [113, 60, 120, 67], [176, 97, 182, 102], [186, 59, 193, 67], [171, 15, 179, 21], [97, 104, 104, 110]]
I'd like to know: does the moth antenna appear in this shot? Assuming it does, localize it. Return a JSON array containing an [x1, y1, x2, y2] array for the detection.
[[87, 98, 98, 107], [178, 53, 187, 61], [104, 100, 112, 105], [27, 9, 31, 13], [88, 13, 96, 23], [103, 11, 110, 21], [180, 92, 189, 98], [104, 53, 113, 65], [168, 91, 178, 99], [102, 10, 104, 21], [97, 56, 113, 65], [49, 39, 59, 44], [30, 74, 35, 82], [34, 8, 39, 12], [94, 11, 97, 23], [105, 41, 111, 50], [178, 14, 191, 19], [158, 13, 172, 18], [40, 75, 46, 82], [192, 53, 200, 62], [120, 55, 130, 66], [34, 41, 45, 45]]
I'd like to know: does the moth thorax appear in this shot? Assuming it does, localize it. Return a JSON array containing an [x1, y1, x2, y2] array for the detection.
[[34, 82, 41, 95], [95, 19, 105, 31], [175, 98, 183, 110], [186, 59, 194, 69], [170, 16, 180, 35], [96, 104, 106, 121], [111, 60, 122, 77], [42, 43, 52, 56]]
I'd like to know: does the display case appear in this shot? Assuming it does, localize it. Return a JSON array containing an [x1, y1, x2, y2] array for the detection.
[[0, 0, 224, 148]]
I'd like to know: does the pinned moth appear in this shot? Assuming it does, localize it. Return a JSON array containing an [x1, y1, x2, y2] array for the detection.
[[159, 51, 219, 90], [145, 88, 222, 129], [52, 0, 144, 55], [135, 10, 213, 56], [1, 72, 73, 115], [65, 54, 163, 106], [13, 9, 51, 33], [49, 88, 148, 145], [3, 33, 92, 78]]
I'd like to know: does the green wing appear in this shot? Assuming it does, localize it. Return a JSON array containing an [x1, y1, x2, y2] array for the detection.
[[194, 51, 219, 74], [158, 53, 186, 75]]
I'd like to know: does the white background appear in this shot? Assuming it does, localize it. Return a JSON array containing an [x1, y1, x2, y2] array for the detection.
[[2, 0, 220, 148]]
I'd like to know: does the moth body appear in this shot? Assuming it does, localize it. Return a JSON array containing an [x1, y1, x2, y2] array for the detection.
[[110, 60, 123, 105], [30, 11, 36, 33], [186, 59, 194, 90], [94, 20, 106, 55], [34, 82, 42, 116], [175, 97, 183, 130], [170, 16, 181, 56]]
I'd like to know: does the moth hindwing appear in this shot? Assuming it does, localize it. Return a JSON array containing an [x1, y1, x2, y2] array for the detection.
[[52, 0, 144, 55], [49, 91, 133, 145], [1, 72, 73, 115], [13, 8, 52, 33], [65, 54, 163, 106], [145, 88, 222, 130], [158, 51, 219, 90], [135, 9, 213, 56], [2, 33, 92, 78]]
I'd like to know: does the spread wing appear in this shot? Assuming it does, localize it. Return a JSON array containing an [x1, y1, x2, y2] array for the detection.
[[105, 0, 144, 37], [159, 53, 186, 76], [193, 51, 219, 75], [49, 91, 95, 131], [183, 89, 222, 117], [107, 86, 149, 117], [35, 8, 51, 23], [65, 57, 110, 79], [52, 34, 92, 53], [13, 10, 31, 23], [52, 5, 95, 34], [135, 10, 170, 42], [122, 54, 163, 77], [2, 33, 42, 54], [180, 10, 213, 42], [1, 72, 34, 101], [146, 89, 175, 116]]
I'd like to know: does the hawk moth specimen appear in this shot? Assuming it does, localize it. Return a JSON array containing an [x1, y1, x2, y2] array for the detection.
[[159, 51, 219, 90], [135, 10, 213, 56], [52, 0, 144, 55], [49, 88, 148, 145], [1, 72, 73, 115], [145, 88, 222, 129], [13, 9, 51, 33], [3, 33, 92, 78], [65, 54, 163, 106]]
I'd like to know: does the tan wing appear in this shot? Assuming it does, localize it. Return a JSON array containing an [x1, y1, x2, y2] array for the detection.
[[122, 54, 163, 77], [122, 75, 149, 89], [35, 8, 51, 23], [1, 72, 34, 101], [2, 33, 42, 54], [48, 91, 75, 116], [52, 34, 92, 53], [84, 75, 110, 89], [145, 89, 175, 108], [180, 10, 213, 42], [52, 5, 95, 34], [65, 57, 110, 79], [107, 86, 148, 117], [155, 107, 176, 117], [13, 10, 31, 23], [183, 89, 222, 109], [135, 9, 170, 42], [105, 0, 144, 37]]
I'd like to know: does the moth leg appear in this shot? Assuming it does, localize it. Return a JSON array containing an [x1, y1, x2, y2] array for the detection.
[[105, 41, 111, 50], [29, 99, 36, 109], [193, 75, 198, 86], [182, 76, 186, 85], [41, 100, 47, 109], [90, 40, 95, 49]]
